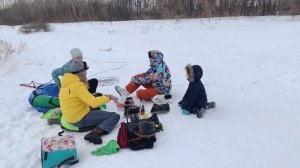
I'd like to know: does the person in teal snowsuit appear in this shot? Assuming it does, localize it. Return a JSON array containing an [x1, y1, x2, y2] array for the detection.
[[51, 48, 98, 93]]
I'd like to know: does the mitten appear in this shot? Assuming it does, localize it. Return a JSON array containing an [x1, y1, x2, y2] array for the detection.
[[181, 109, 190, 115]]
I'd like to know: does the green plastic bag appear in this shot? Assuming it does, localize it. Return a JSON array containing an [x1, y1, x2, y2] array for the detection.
[[92, 140, 120, 156]]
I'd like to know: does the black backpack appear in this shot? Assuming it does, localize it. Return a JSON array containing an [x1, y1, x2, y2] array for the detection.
[[126, 121, 157, 150], [122, 114, 163, 151]]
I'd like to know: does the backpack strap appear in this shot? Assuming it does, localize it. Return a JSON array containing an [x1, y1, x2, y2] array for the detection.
[[29, 84, 46, 104], [29, 90, 39, 104], [58, 130, 65, 136]]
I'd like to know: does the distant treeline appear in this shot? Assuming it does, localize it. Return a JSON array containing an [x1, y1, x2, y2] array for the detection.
[[0, 0, 300, 25]]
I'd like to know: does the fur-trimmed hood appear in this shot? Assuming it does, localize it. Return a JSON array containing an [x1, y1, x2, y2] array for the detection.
[[185, 64, 203, 82]]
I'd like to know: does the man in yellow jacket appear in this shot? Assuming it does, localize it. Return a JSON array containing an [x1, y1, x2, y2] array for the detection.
[[59, 61, 120, 144]]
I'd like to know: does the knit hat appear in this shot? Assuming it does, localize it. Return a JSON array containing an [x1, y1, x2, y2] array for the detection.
[[70, 48, 82, 59], [70, 61, 86, 74]]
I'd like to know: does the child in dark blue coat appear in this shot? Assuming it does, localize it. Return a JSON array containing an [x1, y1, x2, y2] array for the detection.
[[178, 64, 210, 115]]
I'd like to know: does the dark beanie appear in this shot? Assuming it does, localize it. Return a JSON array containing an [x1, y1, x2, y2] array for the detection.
[[70, 61, 85, 74]]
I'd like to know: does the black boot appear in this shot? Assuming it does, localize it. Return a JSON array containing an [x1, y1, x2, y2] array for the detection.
[[206, 102, 216, 109], [84, 127, 105, 144], [193, 108, 205, 118]]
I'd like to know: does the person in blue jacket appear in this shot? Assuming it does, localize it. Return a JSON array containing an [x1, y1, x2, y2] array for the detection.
[[178, 64, 208, 115], [51, 48, 98, 93]]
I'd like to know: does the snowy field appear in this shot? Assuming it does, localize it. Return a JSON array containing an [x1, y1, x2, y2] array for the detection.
[[0, 16, 300, 168]]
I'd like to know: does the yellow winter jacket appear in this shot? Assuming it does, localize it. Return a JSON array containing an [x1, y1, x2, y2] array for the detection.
[[59, 73, 109, 123]]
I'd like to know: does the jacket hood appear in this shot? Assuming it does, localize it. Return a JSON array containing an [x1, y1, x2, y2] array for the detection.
[[185, 64, 203, 82], [61, 73, 81, 87], [148, 50, 164, 67]]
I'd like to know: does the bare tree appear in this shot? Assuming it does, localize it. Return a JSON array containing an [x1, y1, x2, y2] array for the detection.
[[0, 0, 294, 25]]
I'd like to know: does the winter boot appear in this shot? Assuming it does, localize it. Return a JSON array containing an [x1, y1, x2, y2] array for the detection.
[[84, 127, 106, 144], [115, 85, 129, 102], [193, 108, 205, 118], [206, 102, 216, 109]]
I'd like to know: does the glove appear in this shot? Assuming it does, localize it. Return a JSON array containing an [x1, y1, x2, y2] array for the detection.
[[181, 109, 190, 115], [178, 101, 183, 107]]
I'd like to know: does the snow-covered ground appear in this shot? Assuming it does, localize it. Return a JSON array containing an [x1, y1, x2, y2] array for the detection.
[[0, 16, 300, 168]]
